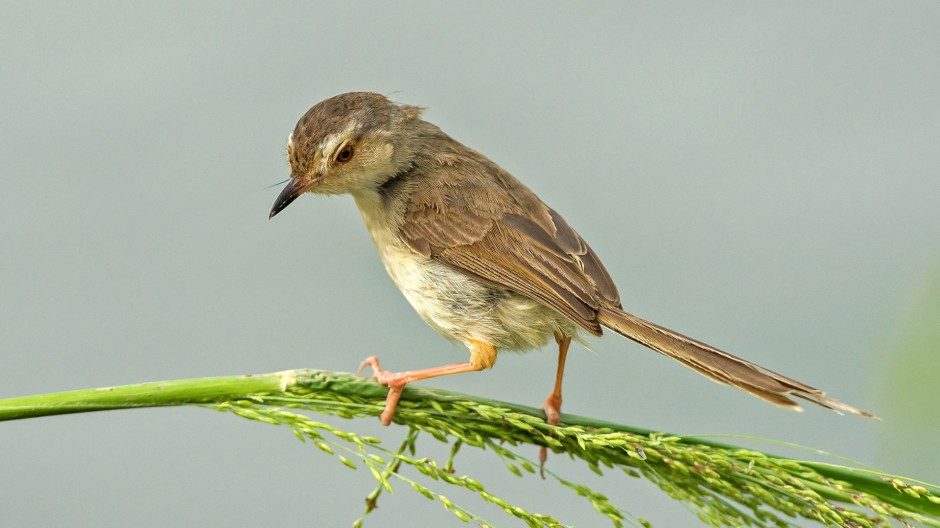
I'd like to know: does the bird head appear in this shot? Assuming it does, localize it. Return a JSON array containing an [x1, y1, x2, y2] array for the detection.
[[269, 92, 422, 218]]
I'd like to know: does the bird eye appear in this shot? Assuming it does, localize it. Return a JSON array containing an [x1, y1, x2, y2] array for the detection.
[[335, 144, 354, 163]]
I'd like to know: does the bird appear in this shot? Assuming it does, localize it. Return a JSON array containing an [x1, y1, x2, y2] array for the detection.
[[268, 91, 875, 435]]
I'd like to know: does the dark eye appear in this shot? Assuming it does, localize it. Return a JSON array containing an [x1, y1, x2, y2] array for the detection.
[[335, 144, 354, 163]]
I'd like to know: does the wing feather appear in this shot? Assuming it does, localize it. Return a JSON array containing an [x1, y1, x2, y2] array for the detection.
[[396, 149, 619, 336]]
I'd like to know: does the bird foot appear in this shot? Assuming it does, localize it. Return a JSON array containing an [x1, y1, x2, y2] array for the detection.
[[357, 355, 408, 386], [357, 355, 406, 426], [542, 392, 563, 426], [539, 392, 563, 474]]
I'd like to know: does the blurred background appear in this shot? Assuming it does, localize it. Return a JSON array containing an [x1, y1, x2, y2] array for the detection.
[[2, 2, 938, 526]]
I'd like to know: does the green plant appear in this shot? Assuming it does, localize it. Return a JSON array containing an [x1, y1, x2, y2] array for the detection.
[[2, 369, 937, 527]]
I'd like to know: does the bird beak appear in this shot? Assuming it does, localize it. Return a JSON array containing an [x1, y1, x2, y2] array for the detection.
[[269, 176, 314, 219]]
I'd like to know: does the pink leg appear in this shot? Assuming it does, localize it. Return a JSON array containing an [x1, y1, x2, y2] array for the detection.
[[358, 340, 497, 425], [540, 334, 571, 467]]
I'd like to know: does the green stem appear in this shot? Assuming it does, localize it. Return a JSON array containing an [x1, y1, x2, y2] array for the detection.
[[1, 368, 938, 520], [0, 371, 292, 420]]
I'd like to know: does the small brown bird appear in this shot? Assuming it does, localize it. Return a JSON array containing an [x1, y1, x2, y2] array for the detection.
[[269, 92, 874, 433]]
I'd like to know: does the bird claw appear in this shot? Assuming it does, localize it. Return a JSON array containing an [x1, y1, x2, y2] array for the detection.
[[358, 355, 382, 377], [540, 392, 563, 477], [542, 393, 562, 426], [357, 355, 405, 426], [357, 355, 407, 388]]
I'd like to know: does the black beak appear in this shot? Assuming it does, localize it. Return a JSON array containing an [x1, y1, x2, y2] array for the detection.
[[269, 177, 308, 219]]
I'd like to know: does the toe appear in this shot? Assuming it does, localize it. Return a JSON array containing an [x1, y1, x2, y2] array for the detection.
[[542, 394, 563, 426], [374, 370, 408, 388], [358, 355, 381, 376]]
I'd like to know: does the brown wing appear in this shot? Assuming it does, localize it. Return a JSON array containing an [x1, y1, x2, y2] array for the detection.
[[396, 144, 620, 336]]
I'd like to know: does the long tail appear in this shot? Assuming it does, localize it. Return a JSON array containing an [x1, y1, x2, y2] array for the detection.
[[596, 307, 876, 419]]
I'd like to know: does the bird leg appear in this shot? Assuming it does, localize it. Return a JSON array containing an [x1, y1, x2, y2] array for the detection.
[[540, 334, 571, 469], [358, 340, 497, 426]]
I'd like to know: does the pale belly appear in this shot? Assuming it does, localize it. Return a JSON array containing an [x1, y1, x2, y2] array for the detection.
[[352, 191, 578, 351], [380, 234, 579, 350]]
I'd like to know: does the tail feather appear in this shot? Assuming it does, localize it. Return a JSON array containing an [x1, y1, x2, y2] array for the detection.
[[596, 307, 877, 419]]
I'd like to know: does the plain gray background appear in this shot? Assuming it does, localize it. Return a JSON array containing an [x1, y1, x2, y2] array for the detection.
[[2, 2, 939, 526]]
